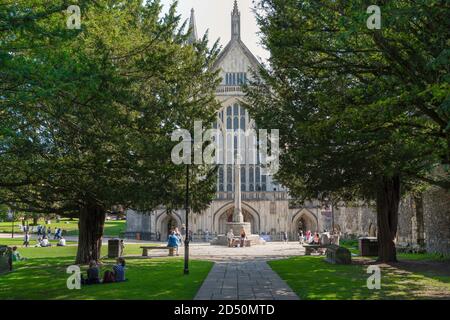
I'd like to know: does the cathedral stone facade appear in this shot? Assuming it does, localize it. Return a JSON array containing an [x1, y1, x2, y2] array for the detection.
[[125, 2, 450, 255]]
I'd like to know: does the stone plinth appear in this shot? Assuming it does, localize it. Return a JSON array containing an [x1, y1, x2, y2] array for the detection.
[[227, 222, 251, 236], [210, 222, 265, 246], [210, 234, 265, 246]]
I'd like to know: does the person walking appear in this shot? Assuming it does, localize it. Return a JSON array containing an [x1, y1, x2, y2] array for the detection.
[[298, 230, 304, 245], [23, 232, 30, 248], [282, 231, 288, 244]]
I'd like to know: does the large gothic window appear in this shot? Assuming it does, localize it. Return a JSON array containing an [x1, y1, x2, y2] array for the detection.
[[226, 165, 232, 191], [225, 73, 247, 85], [241, 167, 246, 191], [219, 167, 224, 191]]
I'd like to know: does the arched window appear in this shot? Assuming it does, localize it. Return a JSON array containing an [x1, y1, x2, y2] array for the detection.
[[234, 104, 239, 116], [227, 117, 232, 130], [261, 175, 267, 191], [219, 166, 224, 183], [227, 165, 232, 191]]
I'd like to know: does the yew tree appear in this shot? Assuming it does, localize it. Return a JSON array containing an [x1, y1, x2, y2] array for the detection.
[[246, 0, 449, 261], [0, 0, 220, 263]]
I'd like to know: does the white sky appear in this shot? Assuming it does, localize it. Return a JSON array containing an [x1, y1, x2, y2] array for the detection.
[[159, 0, 269, 62]]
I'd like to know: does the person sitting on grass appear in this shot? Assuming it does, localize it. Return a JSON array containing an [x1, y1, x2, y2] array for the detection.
[[40, 236, 51, 247], [57, 237, 66, 247], [81, 260, 100, 285], [102, 270, 115, 283], [11, 246, 26, 262], [112, 257, 126, 282]]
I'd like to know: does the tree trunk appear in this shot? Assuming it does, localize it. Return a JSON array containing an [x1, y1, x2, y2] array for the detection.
[[75, 202, 106, 264], [32, 216, 38, 226], [413, 194, 425, 249], [376, 175, 401, 262]]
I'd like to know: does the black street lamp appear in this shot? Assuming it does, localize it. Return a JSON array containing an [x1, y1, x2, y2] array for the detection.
[[184, 164, 190, 275], [11, 210, 14, 239]]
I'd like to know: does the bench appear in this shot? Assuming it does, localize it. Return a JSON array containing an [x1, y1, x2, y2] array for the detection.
[[325, 244, 351, 264], [303, 244, 329, 255], [140, 246, 175, 257]]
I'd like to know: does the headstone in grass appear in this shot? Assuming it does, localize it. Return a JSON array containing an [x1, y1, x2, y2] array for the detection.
[[359, 237, 378, 257], [325, 245, 352, 265], [0, 245, 12, 274]]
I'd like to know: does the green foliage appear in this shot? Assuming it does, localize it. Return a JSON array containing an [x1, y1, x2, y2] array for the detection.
[[269, 256, 450, 300], [0, 1, 221, 216], [0, 246, 213, 300], [0, 218, 125, 236], [246, 0, 450, 202]]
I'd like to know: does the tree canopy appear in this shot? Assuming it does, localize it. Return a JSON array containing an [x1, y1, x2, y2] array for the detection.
[[246, 0, 449, 261], [0, 0, 221, 263]]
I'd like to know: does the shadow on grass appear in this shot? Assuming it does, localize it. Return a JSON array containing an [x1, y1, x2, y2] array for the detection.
[[268, 256, 450, 300], [0, 256, 213, 300]]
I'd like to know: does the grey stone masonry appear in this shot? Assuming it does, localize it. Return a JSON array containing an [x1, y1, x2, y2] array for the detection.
[[194, 260, 300, 300]]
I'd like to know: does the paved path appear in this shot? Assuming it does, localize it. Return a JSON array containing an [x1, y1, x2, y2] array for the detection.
[[194, 260, 300, 300]]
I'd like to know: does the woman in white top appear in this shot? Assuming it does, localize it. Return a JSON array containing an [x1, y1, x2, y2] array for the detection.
[[40, 237, 50, 247], [57, 237, 66, 246], [226, 229, 234, 247]]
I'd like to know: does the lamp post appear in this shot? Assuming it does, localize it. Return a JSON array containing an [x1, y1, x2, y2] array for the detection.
[[184, 164, 190, 275], [10, 210, 14, 239]]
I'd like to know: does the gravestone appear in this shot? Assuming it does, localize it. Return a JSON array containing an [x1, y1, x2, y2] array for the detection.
[[359, 237, 378, 256], [325, 244, 352, 264], [0, 246, 12, 274], [108, 239, 123, 258]]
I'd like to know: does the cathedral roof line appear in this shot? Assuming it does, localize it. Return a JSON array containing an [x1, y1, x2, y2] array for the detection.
[[188, 8, 198, 44], [213, 1, 262, 71]]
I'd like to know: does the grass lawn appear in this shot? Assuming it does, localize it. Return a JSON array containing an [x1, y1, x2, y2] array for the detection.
[[268, 256, 450, 300], [0, 244, 213, 300], [0, 218, 126, 237], [340, 239, 450, 261], [0, 238, 76, 247]]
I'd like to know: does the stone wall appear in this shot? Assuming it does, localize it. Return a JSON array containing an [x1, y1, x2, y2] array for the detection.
[[331, 188, 450, 255], [422, 187, 450, 255], [125, 188, 449, 254], [332, 205, 377, 238]]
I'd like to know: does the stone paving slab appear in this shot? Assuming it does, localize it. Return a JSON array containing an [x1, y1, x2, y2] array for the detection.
[[194, 260, 300, 300]]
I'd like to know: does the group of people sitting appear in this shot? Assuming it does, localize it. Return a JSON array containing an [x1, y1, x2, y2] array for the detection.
[[298, 230, 321, 245], [32, 235, 66, 247], [226, 227, 247, 248], [81, 258, 126, 285]]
